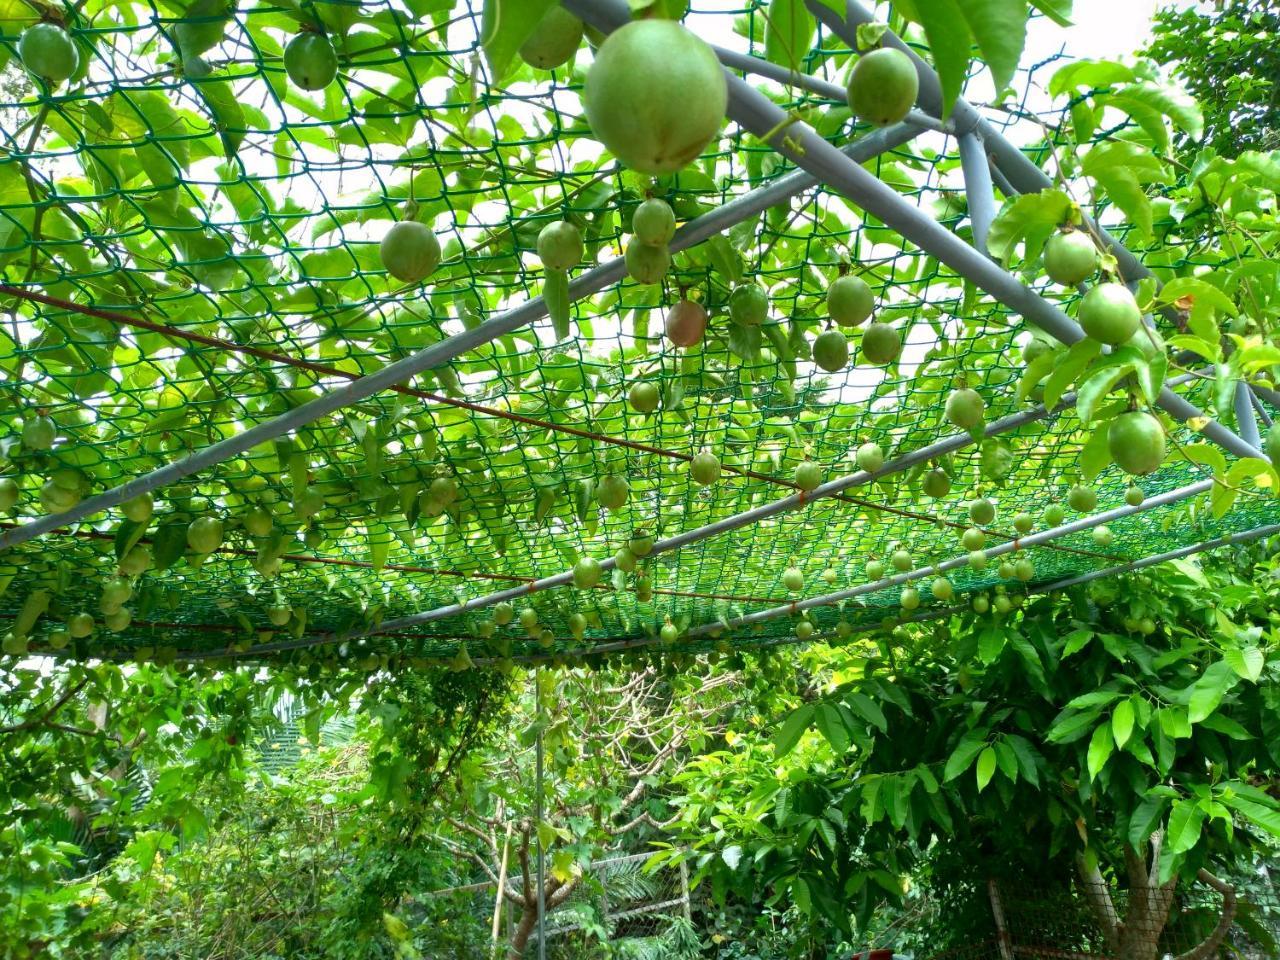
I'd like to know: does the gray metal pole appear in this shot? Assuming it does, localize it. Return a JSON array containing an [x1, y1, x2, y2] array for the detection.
[[535, 678, 546, 960], [1252, 389, 1274, 429], [0, 121, 925, 553], [1235, 382, 1262, 450], [685, 477, 1215, 638], [958, 130, 996, 257]]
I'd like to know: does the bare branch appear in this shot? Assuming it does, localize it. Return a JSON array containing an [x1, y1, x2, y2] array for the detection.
[[1174, 870, 1237, 960]]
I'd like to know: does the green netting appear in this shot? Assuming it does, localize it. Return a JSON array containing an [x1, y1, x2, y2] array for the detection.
[[0, 1, 1275, 665]]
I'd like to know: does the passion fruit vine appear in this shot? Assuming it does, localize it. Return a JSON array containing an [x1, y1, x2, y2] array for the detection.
[[583, 19, 727, 175]]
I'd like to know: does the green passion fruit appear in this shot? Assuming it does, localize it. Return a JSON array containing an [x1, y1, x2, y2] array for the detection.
[[0, 479, 18, 511], [969, 498, 995, 525], [866, 558, 886, 579], [632, 197, 676, 246], [945, 387, 985, 430], [856, 442, 885, 473], [1125, 485, 1145, 507], [782, 566, 804, 592], [846, 47, 919, 127], [22, 414, 56, 451], [187, 516, 224, 554], [518, 6, 583, 69], [1043, 231, 1099, 286], [1014, 557, 1035, 582], [962, 527, 985, 551], [827, 275, 873, 328], [660, 620, 679, 643], [922, 468, 951, 499], [794, 460, 822, 493], [19, 23, 79, 84], [689, 450, 721, 486], [1092, 525, 1114, 547], [573, 557, 602, 589], [380, 221, 441, 284], [795, 620, 814, 640], [1079, 282, 1142, 345], [493, 601, 515, 626], [597, 474, 629, 511], [890, 548, 912, 572], [931, 577, 954, 601], [1013, 512, 1033, 534], [665, 299, 707, 348], [1067, 484, 1097, 512], [537, 220, 584, 272], [900, 586, 921, 610], [628, 381, 660, 414], [284, 32, 339, 90], [583, 19, 728, 175], [68, 612, 94, 638], [728, 283, 769, 326], [1108, 410, 1165, 476], [244, 507, 273, 537], [1044, 503, 1065, 526], [122, 492, 154, 524], [860, 322, 901, 365], [626, 242, 670, 284], [813, 329, 849, 372]]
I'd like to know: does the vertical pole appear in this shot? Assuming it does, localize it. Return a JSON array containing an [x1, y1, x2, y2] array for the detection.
[[535, 668, 546, 960], [958, 129, 996, 258], [491, 820, 513, 960], [679, 857, 692, 922], [988, 878, 1015, 960], [1234, 382, 1262, 450]]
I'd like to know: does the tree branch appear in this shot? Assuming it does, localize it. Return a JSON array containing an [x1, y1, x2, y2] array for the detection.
[[1174, 869, 1236, 960], [0, 679, 89, 734], [1075, 853, 1121, 954]]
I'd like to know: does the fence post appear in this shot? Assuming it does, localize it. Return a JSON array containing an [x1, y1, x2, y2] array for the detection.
[[988, 878, 1015, 960]]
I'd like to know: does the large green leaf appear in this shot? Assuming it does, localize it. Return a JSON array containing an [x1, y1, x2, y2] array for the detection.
[[480, 0, 558, 81], [764, 0, 815, 73], [958, 0, 1027, 94]]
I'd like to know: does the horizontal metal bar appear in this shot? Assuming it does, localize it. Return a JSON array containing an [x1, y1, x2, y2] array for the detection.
[[686, 478, 1215, 638], [711, 44, 845, 101], [0, 120, 924, 554]]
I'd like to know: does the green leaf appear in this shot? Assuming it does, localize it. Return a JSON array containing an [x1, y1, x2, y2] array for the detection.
[[1061, 628, 1093, 658], [943, 736, 986, 782], [978, 624, 1007, 663], [912, 0, 972, 121], [1102, 81, 1204, 150], [1044, 338, 1101, 411], [1049, 58, 1133, 97], [1081, 141, 1168, 238], [1075, 357, 1135, 425], [774, 703, 815, 758], [1004, 734, 1040, 788], [190, 75, 248, 159], [957, 0, 1027, 95], [1221, 794, 1280, 840], [1111, 698, 1135, 747], [1188, 659, 1240, 723], [1166, 799, 1206, 855], [764, 0, 815, 73], [1086, 722, 1114, 780], [975, 746, 997, 792], [1027, 0, 1071, 26], [1018, 346, 1059, 401], [1046, 708, 1099, 744], [816, 702, 851, 754], [1223, 645, 1264, 683], [847, 692, 888, 733], [1127, 793, 1167, 849], [706, 234, 742, 284], [480, 0, 558, 81], [987, 188, 1074, 266], [114, 518, 150, 561], [544, 269, 571, 342], [1079, 421, 1111, 480]]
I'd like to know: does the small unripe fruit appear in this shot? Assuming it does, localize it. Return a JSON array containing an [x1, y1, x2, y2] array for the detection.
[[847, 47, 919, 127], [380, 221, 441, 284], [19, 23, 79, 84], [267, 605, 292, 626], [518, 6, 583, 69], [244, 507, 273, 537], [860, 322, 901, 365], [945, 388, 985, 430], [1043, 231, 1099, 286], [1108, 410, 1165, 476], [973, 595, 990, 614], [568, 612, 588, 639], [866, 559, 886, 580], [573, 557, 603, 589], [537, 220, 584, 272], [665, 299, 707, 348], [1125, 485, 1145, 507], [1013, 512, 1033, 534], [689, 450, 720, 486], [187, 516, 224, 554], [968, 551, 988, 571], [922, 468, 951, 499], [998, 560, 1016, 579], [597, 474, 629, 511], [626, 242, 670, 284], [122, 492, 154, 524], [890, 549, 912, 572], [614, 546, 637, 573], [795, 620, 814, 640], [119, 545, 152, 576], [794, 460, 822, 493], [660, 620, 679, 644], [1092, 525, 1114, 547], [103, 608, 132, 632], [634, 576, 652, 602], [284, 32, 339, 90], [629, 530, 655, 557], [962, 527, 985, 551], [1044, 503, 1065, 526], [632, 198, 677, 246], [900, 586, 921, 610], [22, 414, 56, 451], [68, 612, 94, 638], [494, 602, 514, 626], [1079, 282, 1142, 345], [0, 479, 18, 511], [821, 568, 837, 585], [1067, 485, 1097, 512], [728, 284, 768, 326], [813, 329, 850, 372], [855, 442, 885, 473], [994, 595, 1012, 614], [827, 274, 874, 328], [782, 566, 804, 592], [969, 498, 996, 525], [1014, 557, 1035, 582], [931, 577, 954, 601], [628, 381, 660, 414], [519, 607, 539, 632]]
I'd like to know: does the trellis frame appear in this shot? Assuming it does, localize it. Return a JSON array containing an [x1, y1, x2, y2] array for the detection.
[[2, 0, 1272, 657]]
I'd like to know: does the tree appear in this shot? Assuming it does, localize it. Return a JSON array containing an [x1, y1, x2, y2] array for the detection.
[[1145, 1, 1280, 156], [665, 548, 1280, 959]]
